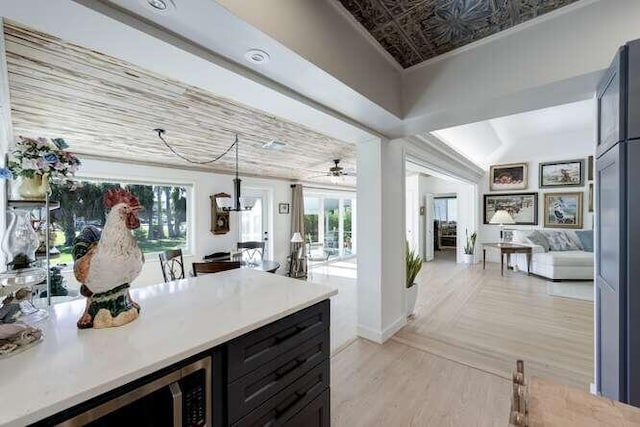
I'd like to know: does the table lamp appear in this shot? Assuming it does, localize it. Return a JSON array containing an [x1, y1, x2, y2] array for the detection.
[[289, 232, 305, 278], [489, 210, 515, 243]]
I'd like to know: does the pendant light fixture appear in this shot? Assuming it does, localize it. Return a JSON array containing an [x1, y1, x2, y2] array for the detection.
[[154, 129, 255, 211], [216, 135, 255, 212]]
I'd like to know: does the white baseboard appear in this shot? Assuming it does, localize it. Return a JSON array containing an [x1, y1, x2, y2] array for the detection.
[[357, 315, 407, 344]]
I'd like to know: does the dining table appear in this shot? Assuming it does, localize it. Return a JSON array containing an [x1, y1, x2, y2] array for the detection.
[[204, 258, 281, 274]]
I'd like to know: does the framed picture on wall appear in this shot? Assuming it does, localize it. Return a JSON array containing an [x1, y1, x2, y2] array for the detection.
[[539, 159, 584, 188], [588, 155, 594, 181], [278, 203, 290, 214], [489, 163, 528, 191], [483, 192, 538, 225], [543, 192, 584, 229], [589, 183, 594, 212]]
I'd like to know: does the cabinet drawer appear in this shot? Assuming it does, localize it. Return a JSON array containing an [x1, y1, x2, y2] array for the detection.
[[284, 389, 329, 427], [231, 361, 329, 427], [228, 329, 329, 423], [227, 300, 329, 382]]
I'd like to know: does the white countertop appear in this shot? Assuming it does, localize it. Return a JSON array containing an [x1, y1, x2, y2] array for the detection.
[[0, 269, 337, 427]]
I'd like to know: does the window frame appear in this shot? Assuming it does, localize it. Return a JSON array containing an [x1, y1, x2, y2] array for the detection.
[[50, 176, 195, 264]]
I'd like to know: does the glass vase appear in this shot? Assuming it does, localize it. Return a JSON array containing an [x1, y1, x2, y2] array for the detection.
[[2, 210, 40, 269]]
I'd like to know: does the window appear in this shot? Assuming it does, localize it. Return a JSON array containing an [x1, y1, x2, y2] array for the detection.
[[304, 197, 320, 243], [303, 194, 355, 258], [434, 197, 457, 222], [50, 179, 190, 264], [240, 198, 263, 242]]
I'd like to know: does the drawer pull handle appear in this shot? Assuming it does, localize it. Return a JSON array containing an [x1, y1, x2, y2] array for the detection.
[[274, 357, 306, 379], [273, 325, 305, 344], [274, 391, 308, 418]]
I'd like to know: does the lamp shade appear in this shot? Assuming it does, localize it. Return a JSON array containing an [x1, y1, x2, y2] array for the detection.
[[290, 232, 304, 243], [215, 196, 233, 210], [489, 210, 515, 225]]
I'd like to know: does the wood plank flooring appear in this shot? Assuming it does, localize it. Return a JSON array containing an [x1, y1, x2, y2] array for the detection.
[[330, 251, 594, 426], [394, 251, 594, 390], [331, 339, 511, 427]]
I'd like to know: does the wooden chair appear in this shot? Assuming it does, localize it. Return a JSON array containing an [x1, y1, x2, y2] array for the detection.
[[159, 249, 185, 283], [237, 241, 265, 263], [203, 251, 231, 261], [192, 261, 241, 276]]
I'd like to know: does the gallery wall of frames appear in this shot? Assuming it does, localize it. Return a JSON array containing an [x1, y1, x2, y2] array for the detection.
[[483, 156, 594, 231]]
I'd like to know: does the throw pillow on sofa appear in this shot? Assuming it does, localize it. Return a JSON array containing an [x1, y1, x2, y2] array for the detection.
[[526, 231, 550, 252], [543, 231, 580, 251], [575, 230, 594, 252]]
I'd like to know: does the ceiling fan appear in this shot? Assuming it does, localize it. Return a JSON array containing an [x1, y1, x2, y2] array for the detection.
[[308, 159, 356, 183]]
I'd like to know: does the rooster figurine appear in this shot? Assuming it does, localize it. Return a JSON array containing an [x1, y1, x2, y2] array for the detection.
[[73, 188, 144, 329]]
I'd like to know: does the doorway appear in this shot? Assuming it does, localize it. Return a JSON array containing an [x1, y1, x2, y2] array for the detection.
[[239, 188, 270, 259], [405, 167, 477, 264]]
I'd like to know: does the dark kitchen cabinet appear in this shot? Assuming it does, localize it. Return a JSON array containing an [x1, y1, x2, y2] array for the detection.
[[33, 301, 331, 426], [596, 38, 640, 406]]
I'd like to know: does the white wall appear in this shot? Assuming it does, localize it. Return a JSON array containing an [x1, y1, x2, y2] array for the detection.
[[60, 158, 293, 288], [416, 175, 477, 263], [405, 175, 420, 252]]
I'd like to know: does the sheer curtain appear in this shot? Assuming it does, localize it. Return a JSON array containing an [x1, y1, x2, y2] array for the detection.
[[291, 184, 306, 275]]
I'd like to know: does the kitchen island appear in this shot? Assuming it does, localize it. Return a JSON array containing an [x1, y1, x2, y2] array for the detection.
[[0, 268, 337, 426]]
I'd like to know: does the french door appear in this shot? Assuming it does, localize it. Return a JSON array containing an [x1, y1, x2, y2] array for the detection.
[[239, 189, 270, 258]]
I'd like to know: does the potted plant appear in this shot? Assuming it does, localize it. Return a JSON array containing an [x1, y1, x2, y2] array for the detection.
[[406, 241, 422, 316], [3, 136, 80, 199], [463, 228, 477, 264]]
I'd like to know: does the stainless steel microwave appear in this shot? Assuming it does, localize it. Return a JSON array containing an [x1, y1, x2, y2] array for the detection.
[[56, 356, 212, 427]]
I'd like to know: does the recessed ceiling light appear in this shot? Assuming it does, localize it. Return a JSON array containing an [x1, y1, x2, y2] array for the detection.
[[148, 0, 167, 9], [141, 0, 175, 13], [245, 49, 270, 65], [262, 140, 286, 150]]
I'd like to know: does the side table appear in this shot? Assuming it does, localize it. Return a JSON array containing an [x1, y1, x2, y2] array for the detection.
[[482, 243, 533, 276]]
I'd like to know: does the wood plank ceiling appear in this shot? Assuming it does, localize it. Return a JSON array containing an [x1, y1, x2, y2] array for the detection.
[[4, 21, 356, 185]]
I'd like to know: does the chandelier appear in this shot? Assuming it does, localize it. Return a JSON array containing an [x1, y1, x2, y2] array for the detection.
[[154, 129, 255, 211]]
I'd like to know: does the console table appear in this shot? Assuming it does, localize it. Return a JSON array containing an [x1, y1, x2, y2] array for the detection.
[[483, 243, 533, 276]]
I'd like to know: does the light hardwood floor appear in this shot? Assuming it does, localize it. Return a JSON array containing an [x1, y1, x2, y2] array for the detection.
[[331, 339, 511, 427], [330, 252, 594, 426], [395, 252, 594, 390]]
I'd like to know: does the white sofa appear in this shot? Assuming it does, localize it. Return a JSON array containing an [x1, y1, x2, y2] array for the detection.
[[511, 230, 594, 281]]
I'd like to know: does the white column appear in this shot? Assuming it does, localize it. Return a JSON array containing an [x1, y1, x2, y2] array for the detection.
[[356, 137, 406, 343]]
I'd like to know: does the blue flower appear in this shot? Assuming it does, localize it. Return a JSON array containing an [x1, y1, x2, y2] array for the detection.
[[51, 138, 68, 149], [43, 153, 59, 164], [0, 168, 12, 180]]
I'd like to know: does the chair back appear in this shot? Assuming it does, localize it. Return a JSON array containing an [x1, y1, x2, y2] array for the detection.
[[203, 251, 231, 261], [192, 261, 241, 276], [159, 249, 185, 283], [307, 242, 329, 262], [237, 241, 265, 262]]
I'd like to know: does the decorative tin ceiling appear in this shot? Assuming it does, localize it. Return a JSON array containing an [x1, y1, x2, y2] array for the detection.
[[339, 0, 578, 68]]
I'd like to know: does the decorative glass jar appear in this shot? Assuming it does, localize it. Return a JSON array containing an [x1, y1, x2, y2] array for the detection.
[[2, 210, 40, 268]]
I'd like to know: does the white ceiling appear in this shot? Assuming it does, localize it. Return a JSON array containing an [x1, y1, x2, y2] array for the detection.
[[431, 99, 595, 168]]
